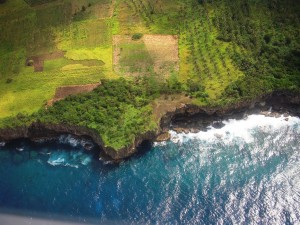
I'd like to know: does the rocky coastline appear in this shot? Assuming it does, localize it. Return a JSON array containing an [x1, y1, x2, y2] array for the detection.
[[0, 91, 299, 161], [163, 90, 300, 135]]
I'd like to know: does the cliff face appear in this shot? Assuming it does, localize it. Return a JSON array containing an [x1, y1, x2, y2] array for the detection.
[[161, 91, 300, 132], [0, 122, 158, 160], [0, 91, 299, 160]]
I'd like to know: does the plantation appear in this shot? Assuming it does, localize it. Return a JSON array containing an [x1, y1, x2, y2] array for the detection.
[[0, 0, 299, 150]]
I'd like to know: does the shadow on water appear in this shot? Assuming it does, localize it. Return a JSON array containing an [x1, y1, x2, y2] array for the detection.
[[129, 140, 153, 160]]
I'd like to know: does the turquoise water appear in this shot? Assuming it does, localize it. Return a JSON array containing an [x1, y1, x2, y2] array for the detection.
[[0, 115, 300, 224]]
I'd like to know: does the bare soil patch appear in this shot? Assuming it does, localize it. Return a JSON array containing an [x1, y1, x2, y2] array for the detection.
[[27, 50, 65, 72], [47, 83, 101, 106], [143, 34, 179, 75], [113, 34, 179, 78]]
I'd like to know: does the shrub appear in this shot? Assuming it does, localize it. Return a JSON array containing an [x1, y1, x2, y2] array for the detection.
[[132, 33, 143, 40], [6, 78, 13, 84]]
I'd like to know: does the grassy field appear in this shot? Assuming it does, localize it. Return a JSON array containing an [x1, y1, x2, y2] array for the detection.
[[0, 0, 117, 118], [113, 34, 178, 77], [0, 0, 299, 150]]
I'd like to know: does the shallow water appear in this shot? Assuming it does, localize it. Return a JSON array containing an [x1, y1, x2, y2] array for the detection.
[[0, 115, 300, 224]]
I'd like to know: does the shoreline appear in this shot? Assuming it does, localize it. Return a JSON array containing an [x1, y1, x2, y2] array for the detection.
[[157, 90, 300, 140], [0, 90, 299, 161]]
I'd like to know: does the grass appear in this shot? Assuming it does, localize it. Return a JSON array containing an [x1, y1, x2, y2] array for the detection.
[[115, 0, 151, 35], [0, 67, 105, 119], [0, 0, 300, 151], [55, 19, 112, 50], [176, 2, 244, 100], [0, 0, 118, 119], [119, 42, 153, 73]]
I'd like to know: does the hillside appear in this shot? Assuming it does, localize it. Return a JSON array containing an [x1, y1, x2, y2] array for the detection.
[[0, 0, 299, 151]]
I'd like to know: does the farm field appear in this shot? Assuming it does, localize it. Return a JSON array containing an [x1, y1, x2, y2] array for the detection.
[[113, 34, 179, 77], [0, 0, 299, 148], [0, 0, 116, 118]]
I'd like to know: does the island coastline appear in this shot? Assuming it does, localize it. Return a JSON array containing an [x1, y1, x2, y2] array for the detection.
[[0, 90, 299, 161]]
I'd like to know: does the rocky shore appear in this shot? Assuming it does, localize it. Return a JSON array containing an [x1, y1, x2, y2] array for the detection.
[[161, 91, 300, 136], [0, 91, 299, 161]]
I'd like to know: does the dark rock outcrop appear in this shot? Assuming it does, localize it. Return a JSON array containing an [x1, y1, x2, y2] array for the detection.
[[0, 122, 157, 161]]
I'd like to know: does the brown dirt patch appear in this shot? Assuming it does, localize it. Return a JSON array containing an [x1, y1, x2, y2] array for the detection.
[[113, 34, 179, 78], [47, 83, 101, 106], [112, 35, 130, 74], [27, 50, 65, 72], [143, 34, 179, 75], [91, 1, 114, 18]]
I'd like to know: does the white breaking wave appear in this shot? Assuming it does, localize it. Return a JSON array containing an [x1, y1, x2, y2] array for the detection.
[[153, 141, 167, 147], [58, 134, 95, 150], [169, 114, 300, 145], [58, 135, 80, 147], [81, 156, 92, 165], [0, 142, 6, 147], [47, 156, 66, 166], [47, 150, 92, 168]]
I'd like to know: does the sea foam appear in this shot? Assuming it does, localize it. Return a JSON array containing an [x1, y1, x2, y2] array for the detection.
[[169, 114, 300, 145], [47, 150, 92, 168]]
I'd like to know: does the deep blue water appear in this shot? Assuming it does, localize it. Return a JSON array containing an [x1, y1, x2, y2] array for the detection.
[[0, 115, 300, 224]]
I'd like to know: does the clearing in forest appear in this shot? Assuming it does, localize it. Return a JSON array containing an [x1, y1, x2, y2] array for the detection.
[[47, 83, 101, 106], [113, 34, 179, 78]]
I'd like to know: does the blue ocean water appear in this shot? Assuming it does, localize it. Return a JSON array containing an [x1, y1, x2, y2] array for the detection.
[[0, 115, 300, 224]]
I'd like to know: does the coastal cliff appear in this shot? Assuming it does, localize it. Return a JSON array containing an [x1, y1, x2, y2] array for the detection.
[[0, 91, 299, 160], [0, 123, 157, 160]]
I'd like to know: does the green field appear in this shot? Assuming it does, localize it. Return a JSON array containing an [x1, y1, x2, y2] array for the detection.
[[0, 0, 299, 150], [0, 0, 117, 118]]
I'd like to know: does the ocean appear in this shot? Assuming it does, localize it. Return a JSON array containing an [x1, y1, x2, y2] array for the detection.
[[0, 114, 299, 224]]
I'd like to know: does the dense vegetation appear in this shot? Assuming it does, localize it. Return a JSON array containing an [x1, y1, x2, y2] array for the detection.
[[211, 0, 300, 103], [0, 0, 299, 150], [1, 78, 157, 149], [178, 0, 299, 104]]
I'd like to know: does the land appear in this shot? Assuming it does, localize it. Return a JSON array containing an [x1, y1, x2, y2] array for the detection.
[[0, 0, 299, 159]]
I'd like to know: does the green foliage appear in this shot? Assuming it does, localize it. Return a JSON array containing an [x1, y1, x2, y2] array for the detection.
[[0, 75, 189, 150], [132, 33, 143, 40], [0, 1, 116, 119], [1, 0, 300, 151], [119, 43, 153, 73], [211, 0, 300, 98], [26, 78, 159, 150], [6, 78, 13, 84], [24, 0, 57, 6]]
